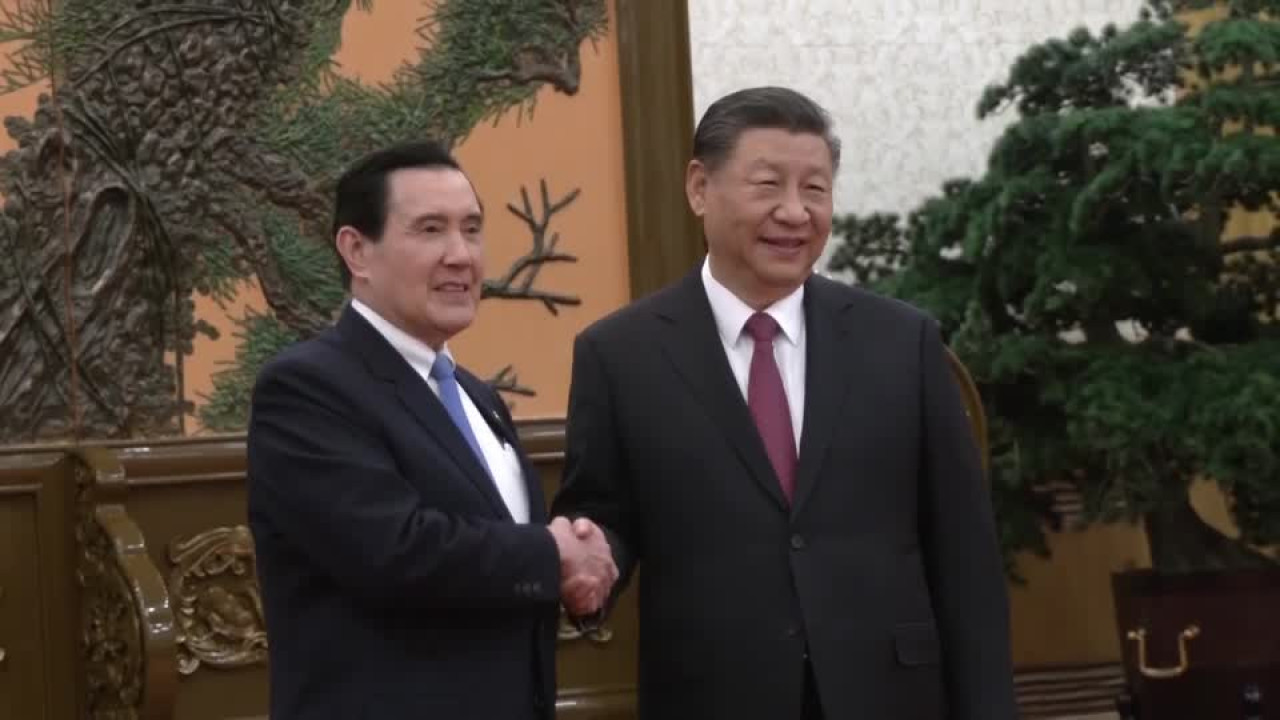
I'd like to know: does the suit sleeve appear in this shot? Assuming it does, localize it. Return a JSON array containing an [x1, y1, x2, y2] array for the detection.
[[917, 319, 1018, 720], [551, 331, 638, 612], [246, 356, 561, 610]]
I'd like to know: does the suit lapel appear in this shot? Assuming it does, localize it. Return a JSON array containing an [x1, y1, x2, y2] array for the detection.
[[791, 277, 857, 517], [336, 306, 512, 520], [655, 271, 790, 511], [516, 449, 547, 523], [457, 370, 547, 522]]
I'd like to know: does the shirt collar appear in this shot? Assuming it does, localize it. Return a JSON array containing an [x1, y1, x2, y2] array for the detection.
[[350, 298, 452, 378], [700, 256, 805, 347]]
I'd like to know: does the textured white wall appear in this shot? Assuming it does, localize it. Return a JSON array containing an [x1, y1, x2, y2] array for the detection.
[[688, 0, 1148, 226]]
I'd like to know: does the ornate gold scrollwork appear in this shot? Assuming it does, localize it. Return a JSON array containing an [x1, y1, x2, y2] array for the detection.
[[166, 525, 267, 675], [1126, 624, 1201, 679], [75, 445, 180, 712], [557, 609, 613, 645], [75, 446, 178, 720], [79, 505, 144, 715]]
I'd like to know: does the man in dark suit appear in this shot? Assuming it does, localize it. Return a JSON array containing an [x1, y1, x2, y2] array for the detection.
[[247, 141, 616, 720], [551, 87, 1017, 719]]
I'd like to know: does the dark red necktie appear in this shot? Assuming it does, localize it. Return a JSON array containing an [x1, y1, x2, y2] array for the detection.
[[744, 312, 796, 502]]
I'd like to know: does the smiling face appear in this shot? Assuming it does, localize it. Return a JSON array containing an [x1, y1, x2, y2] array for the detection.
[[336, 166, 484, 349], [686, 127, 834, 309]]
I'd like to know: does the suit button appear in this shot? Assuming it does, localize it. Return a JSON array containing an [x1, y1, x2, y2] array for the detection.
[[790, 534, 805, 550], [786, 624, 801, 638], [532, 581, 542, 593]]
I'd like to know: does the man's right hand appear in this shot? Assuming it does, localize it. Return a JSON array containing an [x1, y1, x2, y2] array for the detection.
[[548, 516, 617, 616]]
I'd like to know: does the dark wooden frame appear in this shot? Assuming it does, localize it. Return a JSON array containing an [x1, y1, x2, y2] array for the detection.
[[616, 0, 702, 300]]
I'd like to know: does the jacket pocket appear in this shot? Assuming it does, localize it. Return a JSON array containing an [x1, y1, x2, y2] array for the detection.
[[893, 621, 941, 667]]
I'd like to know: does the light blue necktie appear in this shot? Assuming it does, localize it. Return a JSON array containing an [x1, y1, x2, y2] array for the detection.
[[429, 354, 491, 477]]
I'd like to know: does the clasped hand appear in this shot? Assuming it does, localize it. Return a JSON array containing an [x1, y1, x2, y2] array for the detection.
[[548, 516, 617, 616]]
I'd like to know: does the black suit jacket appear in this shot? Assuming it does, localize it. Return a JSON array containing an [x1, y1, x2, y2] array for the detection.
[[247, 305, 560, 720], [552, 270, 1017, 720]]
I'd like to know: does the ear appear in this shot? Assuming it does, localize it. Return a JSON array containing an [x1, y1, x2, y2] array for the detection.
[[685, 159, 709, 217], [334, 226, 372, 285]]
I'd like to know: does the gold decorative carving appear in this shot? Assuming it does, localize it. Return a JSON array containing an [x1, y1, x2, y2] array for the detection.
[[166, 525, 267, 675], [77, 477, 145, 718], [74, 446, 178, 720], [557, 609, 613, 645]]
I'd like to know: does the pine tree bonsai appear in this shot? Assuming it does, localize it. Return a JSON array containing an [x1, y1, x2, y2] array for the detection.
[[831, 0, 1280, 575]]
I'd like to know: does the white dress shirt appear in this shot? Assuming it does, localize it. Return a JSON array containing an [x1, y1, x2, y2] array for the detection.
[[350, 299, 531, 523], [700, 257, 806, 450]]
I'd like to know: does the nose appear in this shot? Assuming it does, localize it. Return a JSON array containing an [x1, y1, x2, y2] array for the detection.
[[441, 230, 474, 266], [773, 187, 809, 225]]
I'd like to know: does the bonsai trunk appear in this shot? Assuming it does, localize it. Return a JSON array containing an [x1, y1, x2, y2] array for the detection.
[[1142, 487, 1277, 573]]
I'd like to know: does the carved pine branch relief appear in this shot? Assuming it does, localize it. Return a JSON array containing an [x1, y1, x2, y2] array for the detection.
[[0, 0, 608, 441]]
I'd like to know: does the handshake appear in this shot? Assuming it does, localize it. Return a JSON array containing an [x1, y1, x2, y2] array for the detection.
[[548, 516, 618, 616]]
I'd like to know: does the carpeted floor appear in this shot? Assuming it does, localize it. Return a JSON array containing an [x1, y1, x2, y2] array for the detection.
[[1015, 662, 1126, 718]]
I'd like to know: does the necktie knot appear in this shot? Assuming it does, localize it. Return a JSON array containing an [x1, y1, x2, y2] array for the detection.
[[430, 353, 456, 382], [744, 312, 781, 343], [428, 352, 491, 479]]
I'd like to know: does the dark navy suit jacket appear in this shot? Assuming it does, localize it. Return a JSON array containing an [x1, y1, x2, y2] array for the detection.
[[248, 304, 559, 720]]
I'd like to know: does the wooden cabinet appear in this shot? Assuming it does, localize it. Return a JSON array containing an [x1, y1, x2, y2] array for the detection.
[[0, 452, 79, 720], [0, 489, 45, 720], [0, 427, 636, 720], [0, 431, 643, 720], [1114, 568, 1280, 719], [97, 426, 641, 720]]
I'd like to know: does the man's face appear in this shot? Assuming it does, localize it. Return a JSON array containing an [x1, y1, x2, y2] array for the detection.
[[686, 128, 834, 307], [340, 166, 485, 348]]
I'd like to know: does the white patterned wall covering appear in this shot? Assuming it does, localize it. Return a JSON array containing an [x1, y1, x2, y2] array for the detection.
[[688, 0, 1148, 231]]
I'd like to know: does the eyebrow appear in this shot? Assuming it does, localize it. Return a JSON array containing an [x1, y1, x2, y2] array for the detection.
[[745, 160, 832, 180], [745, 160, 781, 173], [409, 210, 484, 226]]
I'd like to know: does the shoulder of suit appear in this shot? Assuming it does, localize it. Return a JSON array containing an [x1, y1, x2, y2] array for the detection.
[[247, 327, 391, 444], [576, 277, 683, 343], [809, 273, 936, 329], [254, 325, 353, 390], [455, 364, 498, 404], [577, 273, 938, 345]]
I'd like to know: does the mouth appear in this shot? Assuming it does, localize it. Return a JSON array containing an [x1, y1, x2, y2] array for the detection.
[[759, 236, 807, 254], [434, 281, 471, 294]]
